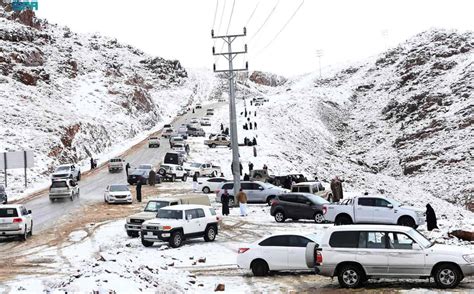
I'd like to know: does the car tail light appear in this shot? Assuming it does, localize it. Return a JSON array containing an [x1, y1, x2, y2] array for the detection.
[[271, 199, 279, 206], [322, 205, 328, 215], [316, 250, 323, 264], [13, 218, 23, 223], [162, 226, 172, 231], [238, 248, 249, 254]]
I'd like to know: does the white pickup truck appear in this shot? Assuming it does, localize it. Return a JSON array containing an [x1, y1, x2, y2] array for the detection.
[[185, 162, 221, 177], [323, 196, 425, 228]]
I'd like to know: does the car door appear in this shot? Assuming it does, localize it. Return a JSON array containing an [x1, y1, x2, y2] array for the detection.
[[279, 194, 297, 218], [184, 209, 200, 235], [296, 195, 314, 219], [357, 231, 390, 275], [250, 183, 266, 202], [287, 235, 314, 269], [386, 232, 427, 276], [195, 208, 207, 233], [373, 198, 394, 224], [355, 198, 375, 222], [258, 235, 291, 270], [20, 206, 32, 229], [240, 182, 255, 201]]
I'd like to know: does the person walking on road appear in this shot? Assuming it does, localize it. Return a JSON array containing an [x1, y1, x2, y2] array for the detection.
[[125, 162, 130, 177], [237, 189, 248, 216], [192, 172, 198, 192], [148, 169, 156, 186], [221, 189, 230, 216], [426, 204, 438, 231], [90, 157, 95, 170], [330, 176, 344, 202], [136, 180, 143, 202]]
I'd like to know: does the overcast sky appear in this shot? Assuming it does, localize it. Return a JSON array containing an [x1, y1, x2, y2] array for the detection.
[[37, 0, 473, 76]]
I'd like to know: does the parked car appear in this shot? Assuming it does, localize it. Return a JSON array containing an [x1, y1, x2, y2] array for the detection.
[[308, 225, 474, 289], [195, 103, 202, 109], [204, 135, 231, 148], [141, 204, 219, 248], [164, 152, 183, 166], [200, 117, 211, 126], [0, 185, 7, 204], [127, 168, 161, 185], [216, 181, 287, 206], [188, 126, 205, 137], [104, 184, 132, 204], [177, 126, 188, 140], [170, 136, 185, 148], [125, 196, 211, 237], [189, 118, 200, 124], [163, 124, 172, 129], [291, 182, 331, 199], [148, 136, 160, 148], [49, 179, 80, 202], [161, 128, 174, 138], [206, 108, 214, 116], [108, 157, 124, 173], [323, 196, 425, 228], [157, 164, 188, 182], [185, 162, 221, 177], [237, 232, 321, 276], [197, 177, 228, 193], [51, 164, 81, 181], [172, 144, 188, 162], [270, 193, 329, 223], [0, 205, 33, 240]]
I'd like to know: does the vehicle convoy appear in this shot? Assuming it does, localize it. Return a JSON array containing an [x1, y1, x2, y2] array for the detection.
[[158, 164, 188, 182], [270, 193, 329, 223], [141, 204, 220, 248], [237, 232, 321, 276], [108, 157, 124, 172], [0, 185, 7, 204], [204, 135, 231, 148], [185, 162, 221, 177], [51, 164, 81, 181], [196, 177, 228, 193], [49, 179, 79, 202], [124, 196, 211, 237], [104, 184, 132, 204], [0, 205, 33, 240], [306, 225, 474, 289], [323, 196, 425, 228], [148, 136, 160, 148], [291, 182, 332, 199], [216, 181, 287, 206]]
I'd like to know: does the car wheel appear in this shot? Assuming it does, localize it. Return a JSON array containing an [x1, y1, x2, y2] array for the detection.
[[211, 143, 216, 148], [274, 211, 286, 223], [202, 186, 211, 194], [398, 216, 416, 228], [182, 174, 187, 182], [20, 225, 28, 241], [338, 264, 364, 288], [171, 174, 176, 182], [335, 215, 353, 225], [204, 225, 217, 242], [434, 264, 462, 289], [251, 260, 269, 277], [28, 222, 33, 236], [266, 196, 275, 206], [169, 231, 183, 248], [314, 212, 324, 224], [70, 194, 74, 201], [141, 237, 154, 247]]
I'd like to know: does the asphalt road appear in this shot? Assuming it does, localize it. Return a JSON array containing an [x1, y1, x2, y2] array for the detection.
[[12, 105, 216, 233]]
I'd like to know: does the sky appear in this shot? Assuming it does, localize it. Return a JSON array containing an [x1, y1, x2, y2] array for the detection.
[[37, 0, 473, 76]]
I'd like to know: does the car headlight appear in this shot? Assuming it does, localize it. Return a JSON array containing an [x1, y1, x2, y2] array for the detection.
[[463, 254, 474, 263]]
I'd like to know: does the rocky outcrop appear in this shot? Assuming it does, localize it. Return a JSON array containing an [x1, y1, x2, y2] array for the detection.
[[249, 71, 287, 87]]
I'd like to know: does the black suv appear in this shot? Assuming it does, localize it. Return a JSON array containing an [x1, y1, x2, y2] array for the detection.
[[270, 193, 329, 223]]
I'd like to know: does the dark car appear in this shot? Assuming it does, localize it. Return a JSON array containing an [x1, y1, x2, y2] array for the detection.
[[127, 169, 161, 185], [187, 126, 205, 137], [270, 193, 329, 223], [0, 185, 7, 204], [164, 152, 183, 166]]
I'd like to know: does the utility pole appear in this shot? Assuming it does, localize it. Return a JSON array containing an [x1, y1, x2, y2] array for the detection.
[[316, 49, 323, 79], [212, 27, 248, 204], [381, 29, 389, 50]]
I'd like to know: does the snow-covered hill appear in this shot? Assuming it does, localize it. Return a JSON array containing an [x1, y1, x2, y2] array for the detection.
[[0, 5, 219, 195]]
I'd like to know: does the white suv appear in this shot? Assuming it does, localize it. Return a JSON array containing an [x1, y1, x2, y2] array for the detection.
[[141, 205, 220, 248], [310, 225, 474, 289], [157, 164, 188, 182], [0, 205, 33, 241], [51, 164, 81, 181]]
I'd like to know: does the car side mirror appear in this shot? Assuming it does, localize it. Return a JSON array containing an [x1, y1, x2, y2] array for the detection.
[[412, 243, 422, 250], [259, 187, 264, 190], [387, 204, 393, 209], [186, 214, 193, 221], [28, 210, 32, 214]]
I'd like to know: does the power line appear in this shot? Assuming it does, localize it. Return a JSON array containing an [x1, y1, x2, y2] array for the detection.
[[212, 0, 219, 29], [245, 1, 260, 26], [225, 0, 236, 34], [217, 0, 227, 35], [249, 0, 280, 43], [255, 0, 304, 56]]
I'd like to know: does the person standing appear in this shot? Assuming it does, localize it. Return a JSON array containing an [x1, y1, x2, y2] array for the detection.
[[192, 172, 198, 192], [148, 169, 156, 186], [136, 180, 142, 202], [254, 122, 257, 130], [263, 164, 268, 170], [330, 176, 344, 202], [220, 123, 224, 131], [248, 162, 254, 172], [426, 204, 438, 231], [252, 137, 257, 145], [125, 162, 130, 177], [221, 189, 230, 216], [249, 122, 253, 130], [243, 173, 249, 181], [237, 189, 248, 216], [90, 157, 95, 170]]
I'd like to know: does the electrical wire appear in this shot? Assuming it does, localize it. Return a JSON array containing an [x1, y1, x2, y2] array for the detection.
[[225, 0, 236, 34], [212, 0, 219, 29], [248, 0, 280, 43], [245, 1, 260, 27], [217, 0, 227, 35]]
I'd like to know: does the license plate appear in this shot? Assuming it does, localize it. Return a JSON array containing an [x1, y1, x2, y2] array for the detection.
[[146, 232, 158, 238]]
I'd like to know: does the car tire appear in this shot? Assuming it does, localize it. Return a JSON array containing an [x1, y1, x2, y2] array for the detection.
[[397, 216, 416, 228], [251, 260, 269, 277], [141, 237, 154, 247], [169, 231, 183, 248], [171, 174, 176, 182], [274, 211, 286, 223], [434, 264, 462, 289], [204, 225, 217, 242], [337, 264, 364, 288], [28, 222, 33, 237], [20, 225, 28, 241], [266, 196, 275, 206], [202, 186, 211, 194], [182, 174, 187, 182], [335, 215, 353, 225], [211, 143, 216, 148], [314, 212, 324, 224]]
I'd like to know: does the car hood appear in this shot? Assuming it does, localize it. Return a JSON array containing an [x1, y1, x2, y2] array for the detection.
[[128, 211, 156, 221], [428, 244, 473, 256], [143, 218, 183, 226], [398, 205, 425, 213]]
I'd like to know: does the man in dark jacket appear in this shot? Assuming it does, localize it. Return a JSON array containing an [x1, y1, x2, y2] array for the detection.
[[243, 173, 250, 181], [330, 176, 344, 202], [136, 180, 142, 202], [192, 172, 198, 192], [90, 157, 95, 170], [252, 137, 257, 145], [426, 204, 438, 231], [125, 162, 130, 177], [220, 123, 224, 131], [248, 162, 254, 172], [221, 190, 230, 215], [254, 122, 257, 130], [149, 169, 156, 186]]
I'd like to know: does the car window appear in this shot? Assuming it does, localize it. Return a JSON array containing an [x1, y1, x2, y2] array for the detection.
[[388, 232, 414, 249], [291, 187, 298, 192], [288, 235, 313, 247], [241, 183, 253, 190], [21, 207, 28, 215], [145, 201, 170, 212], [375, 198, 391, 207], [259, 235, 291, 247], [209, 208, 217, 215], [0, 208, 19, 218], [297, 195, 310, 204], [196, 209, 205, 218], [359, 231, 389, 249], [329, 231, 359, 248], [358, 198, 376, 206], [222, 183, 233, 190], [251, 183, 263, 190], [299, 186, 311, 193], [208, 179, 217, 183], [185, 209, 199, 219], [279, 194, 297, 203], [157, 209, 182, 219]]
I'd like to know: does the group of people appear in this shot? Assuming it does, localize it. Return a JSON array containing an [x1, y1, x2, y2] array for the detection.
[[243, 137, 257, 146], [90, 157, 98, 169], [220, 188, 248, 217]]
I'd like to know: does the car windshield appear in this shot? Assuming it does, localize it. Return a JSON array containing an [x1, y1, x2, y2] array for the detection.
[[138, 164, 152, 170], [109, 185, 129, 192], [156, 209, 183, 220], [307, 194, 329, 205], [55, 166, 70, 172], [51, 181, 68, 188], [145, 201, 170, 212], [191, 163, 202, 168], [406, 228, 432, 248]]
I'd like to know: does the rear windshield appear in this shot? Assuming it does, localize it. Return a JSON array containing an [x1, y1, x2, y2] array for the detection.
[[145, 201, 170, 212], [55, 166, 70, 172], [149, 137, 158, 140], [0, 208, 18, 218], [110, 158, 122, 162], [157, 209, 183, 219], [51, 181, 68, 188]]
